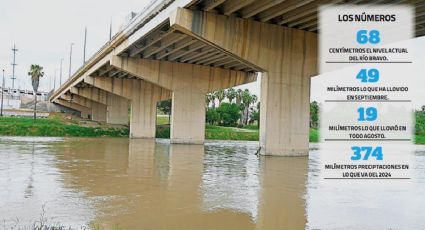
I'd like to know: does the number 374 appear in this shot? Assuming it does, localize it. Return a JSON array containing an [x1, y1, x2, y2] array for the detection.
[[351, 146, 383, 160]]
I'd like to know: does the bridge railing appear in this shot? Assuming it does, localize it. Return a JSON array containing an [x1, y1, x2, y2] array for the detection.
[[51, 0, 174, 101]]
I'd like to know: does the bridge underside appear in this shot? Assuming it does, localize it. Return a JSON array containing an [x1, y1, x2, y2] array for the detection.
[[51, 0, 424, 156]]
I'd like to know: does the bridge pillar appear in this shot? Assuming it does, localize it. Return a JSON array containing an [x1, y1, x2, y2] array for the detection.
[[171, 8, 317, 155], [106, 94, 129, 125], [129, 81, 162, 138], [91, 102, 107, 122], [170, 90, 205, 144]]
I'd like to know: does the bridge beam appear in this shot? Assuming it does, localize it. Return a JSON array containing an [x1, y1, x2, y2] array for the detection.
[[61, 93, 107, 122], [70, 87, 128, 124], [83, 76, 170, 138], [171, 8, 317, 155], [70, 87, 108, 105], [54, 98, 92, 118]]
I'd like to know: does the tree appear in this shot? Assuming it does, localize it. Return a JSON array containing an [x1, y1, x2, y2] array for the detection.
[[206, 93, 215, 109], [226, 88, 237, 103], [241, 89, 254, 126], [310, 101, 319, 128], [214, 89, 226, 107], [416, 109, 425, 136], [207, 93, 216, 108], [250, 102, 260, 128], [216, 103, 240, 126], [206, 108, 220, 125], [157, 99, 172, 124], [235, 89, 243, 105], [28, 64, 44, 119]]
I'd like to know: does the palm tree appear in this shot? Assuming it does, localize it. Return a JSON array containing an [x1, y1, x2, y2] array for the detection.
[[226, 88, 237, 103], [205, 93, 213, 110], [207, 93, 216, 109], [235, 89, 243, 105], [28, 64, 44, 119], [214, 89, 226, 107], [241, 89, 253, 125]]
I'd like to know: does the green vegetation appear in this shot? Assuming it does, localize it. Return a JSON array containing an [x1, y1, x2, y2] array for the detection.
[[213, 103, 241, 126], [416, 135, 425, 145], [156, 115, 170, 125], [1, 116, 423, 144], [28, 64, 45, 119], [415, 111, 425, 144], [206, 125, 258, 141], [206, 88, 259, 127], [310, 128, 319, 143], [0, 116, 128, 137]]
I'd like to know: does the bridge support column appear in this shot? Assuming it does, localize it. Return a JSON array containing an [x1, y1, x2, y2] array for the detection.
[[170, 8, 317, 155], [106, 94, 129, 125], [259, 71, 311, 156], [91, 102, 107, 122], [170, 90, 205, 144], [129, 81, 161, 138]]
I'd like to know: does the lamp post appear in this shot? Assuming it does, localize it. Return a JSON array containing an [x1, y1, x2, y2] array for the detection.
[[1, 69, 5, 116], [54, 69, 57, 90], [60, 58, 63, 85], [69, 42, 74, 78]]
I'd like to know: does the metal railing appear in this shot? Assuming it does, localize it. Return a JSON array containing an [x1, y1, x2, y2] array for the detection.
[[51, 0, 176, 100]]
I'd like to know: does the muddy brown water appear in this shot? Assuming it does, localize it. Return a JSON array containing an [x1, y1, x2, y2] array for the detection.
[[0, 137, 424, 229]]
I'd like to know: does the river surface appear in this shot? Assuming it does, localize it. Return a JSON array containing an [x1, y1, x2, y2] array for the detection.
[[0, 137, 424, 229]]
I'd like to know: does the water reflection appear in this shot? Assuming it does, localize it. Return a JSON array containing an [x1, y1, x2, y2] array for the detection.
[[0, 137, 309, 229], [257, 156, 308, 230], [3, 137, 425, 229]]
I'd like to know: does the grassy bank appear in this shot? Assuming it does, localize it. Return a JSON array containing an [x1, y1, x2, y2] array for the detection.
[[0, 116, 128, 137], [1, 116, 424, 144]]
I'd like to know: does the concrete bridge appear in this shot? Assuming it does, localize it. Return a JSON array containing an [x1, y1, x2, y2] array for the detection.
[[50, 0, 425, 156]]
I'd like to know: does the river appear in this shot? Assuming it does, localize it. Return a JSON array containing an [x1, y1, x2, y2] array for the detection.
[[0, 137, 424, 229]]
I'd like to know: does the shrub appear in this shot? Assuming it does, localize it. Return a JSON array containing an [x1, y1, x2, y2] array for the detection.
[[206, 108, 220, 125], [216, 103, 240, 127]]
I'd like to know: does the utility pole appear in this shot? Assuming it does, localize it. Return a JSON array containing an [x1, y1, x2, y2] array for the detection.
[[69, 43, 74, 78], [109, 20, 112, 41], [83, 27, 87, 64], [54, 69, 57, 90], [60, 58, 63, 85], [11, 44, 18, 90], [1, 69, 5, 116]]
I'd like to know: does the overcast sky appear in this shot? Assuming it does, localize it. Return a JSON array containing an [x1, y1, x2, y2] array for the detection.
[[0, 0, 146, 91], [0, 0, 260, 96]]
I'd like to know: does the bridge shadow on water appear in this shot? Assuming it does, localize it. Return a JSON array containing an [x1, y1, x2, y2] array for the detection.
[[0, 137, 308, 229]]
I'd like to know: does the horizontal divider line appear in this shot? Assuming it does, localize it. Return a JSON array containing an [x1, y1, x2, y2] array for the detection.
[[324, 178, 410, 180], [324, 100, 412, 102], [324, 139, 411, 141], [325, 61, 412, 63]]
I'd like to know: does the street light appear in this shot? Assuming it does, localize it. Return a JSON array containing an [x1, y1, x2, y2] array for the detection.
[[69, 42, 74, 78], [1, 69, 5, 116], [54, 69, 57, 90], [60, 58, 63, 85]]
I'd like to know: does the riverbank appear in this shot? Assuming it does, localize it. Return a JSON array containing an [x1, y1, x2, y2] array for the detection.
[[0, 116, 128, 137], [0, 116, 424, 144]]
